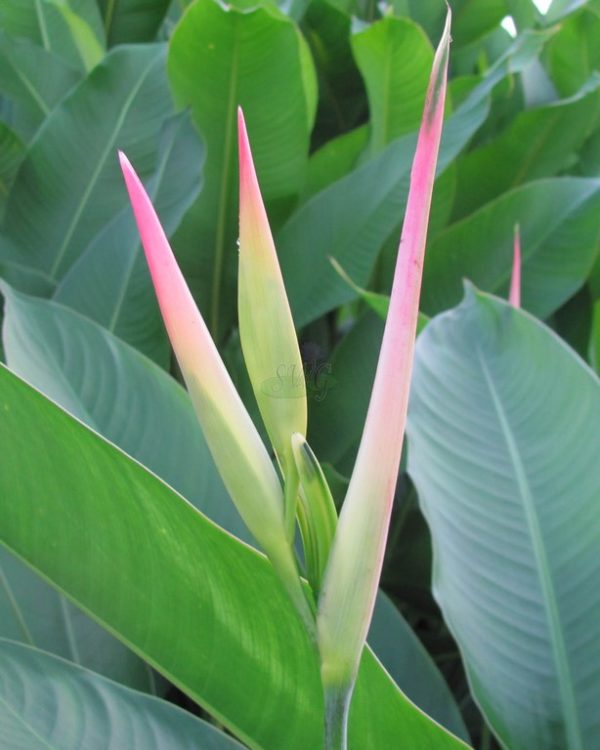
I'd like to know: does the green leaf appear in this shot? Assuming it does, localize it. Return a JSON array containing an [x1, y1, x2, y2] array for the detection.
[[388, 0, 448, 43], [168, 0, 316, 340], [54, 112, 204, 367], [98, 0, 171, 45], [545, 0, 592, 24], [0, 364, 470, 750], [451, 0, 508, 47], [0, 249, 54, 297], [46, 0, 105, 71], [280, 83, 475, 328], [0, 639, 245, 749], [0, 283, 243, 537], [280, 29, 550, 328], [330, 256, 391, 319], [301, 125, 368, 201], [590, 299, 600, 374], [543, 5, 600, 96], [0, 32, 80, 142], [577, 128, 600, 177], [452, 75, 600, 220], [407, 288, 600, 750], [0, 550, 159, 693], [0, 122, 24, 213], [302, 0, 365, 144], [351, 16, 433, 155], [0, 0, 105, 73], [309, 311, 384, 469], [1, 44, 172, 284], [0, 281, 245, 689], [422, 178, 600, 319], [369, 591, 470, 742]]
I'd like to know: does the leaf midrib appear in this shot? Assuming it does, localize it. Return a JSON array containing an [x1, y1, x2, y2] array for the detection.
[[34, 0, 51, 52], [0, 563, 34, 645], [49, 54, 159, 281], [478, 350, 583, 750], [11, 60, 51, 118]]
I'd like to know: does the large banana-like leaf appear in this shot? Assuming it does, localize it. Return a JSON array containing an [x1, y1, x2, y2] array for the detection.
[[0, 281, 244, 691], [351, 16, 433, 155], [97, 0, 170, 46], [54, 112, 204, 366], [0, 639, 243, 749], [167, 0, 316, 340], [452, 75, 600, 220], [407, 288, 600, 749], [1, 44, 171, 283], [421, 178, 600, 319], [0, 32, 80, 142], [0, 364, 470, 750]]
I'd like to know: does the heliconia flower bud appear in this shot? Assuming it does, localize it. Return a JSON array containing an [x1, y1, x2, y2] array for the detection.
[[316, 6, 452, 720], [510, 224, 521, 308], [237, 107, 307, 538], [291, 433, 337, 596], [119, 152, 312, 628]]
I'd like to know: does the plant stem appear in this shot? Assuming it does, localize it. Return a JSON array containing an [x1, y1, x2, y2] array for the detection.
[[323, 684, 351, 750]]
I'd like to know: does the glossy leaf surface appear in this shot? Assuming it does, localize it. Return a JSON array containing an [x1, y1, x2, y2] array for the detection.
[[0, 365, 469, 750]]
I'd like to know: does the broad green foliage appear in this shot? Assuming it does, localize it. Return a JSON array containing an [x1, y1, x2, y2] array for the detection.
[[54, 112, 204, 366], [280, 29, 549, 327], [0, 365, 469, 750], [0, 123, 23, 214], [97, 0, 171, 45], [422, 178, 600, 317], [407, 289, 600, 749], [0, 639, 244, 749], [2, 45, 171, 283], [369, 592, 469, 741], [0, 0, 105, 72], [168, 0, 317, 339], [0, 33, 80, 142], [452, 74, 600, 220], [1, 0, 600, 747], [351, 17, 433, 154]]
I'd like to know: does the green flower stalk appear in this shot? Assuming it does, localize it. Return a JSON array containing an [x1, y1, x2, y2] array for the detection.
[[291, 432, 338, 595], [119, 151, 312, 632], [316, 9, 452, 747]]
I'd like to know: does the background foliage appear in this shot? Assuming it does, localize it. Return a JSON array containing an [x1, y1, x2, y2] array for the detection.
[[0, 1, 599, 749]]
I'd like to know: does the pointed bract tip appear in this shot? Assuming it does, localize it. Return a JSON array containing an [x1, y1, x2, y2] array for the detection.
[[237, 107, 248, 145], [118, 150, 131, 171], [237, 107, 253, 178]]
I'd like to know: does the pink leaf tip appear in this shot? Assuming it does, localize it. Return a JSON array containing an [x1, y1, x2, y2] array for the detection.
[[510, 224, 521, 308]]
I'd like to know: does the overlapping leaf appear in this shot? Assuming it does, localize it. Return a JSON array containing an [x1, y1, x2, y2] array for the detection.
[[0, 365, 470, 750], [407, 288, 600, 749]]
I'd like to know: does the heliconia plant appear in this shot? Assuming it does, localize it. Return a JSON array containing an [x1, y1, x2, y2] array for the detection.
[[317, 10, 450, 745], [119, 9, 451, 748]]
